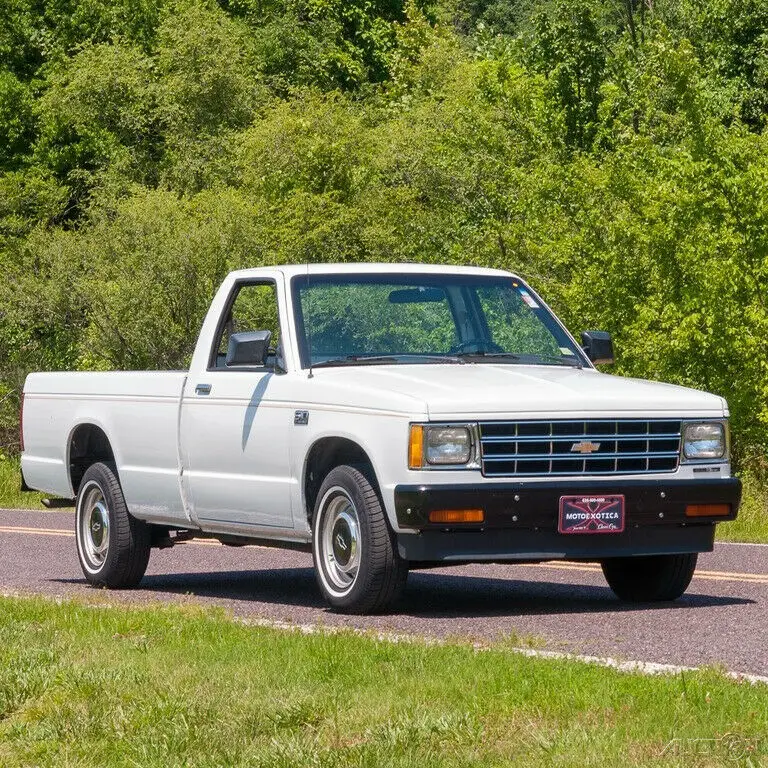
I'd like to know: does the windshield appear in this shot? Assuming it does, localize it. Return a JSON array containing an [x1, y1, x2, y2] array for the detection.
[[291, 273, 588, 368]]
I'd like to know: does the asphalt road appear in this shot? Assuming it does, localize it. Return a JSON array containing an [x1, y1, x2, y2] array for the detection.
[[1, 509, 766, 678]]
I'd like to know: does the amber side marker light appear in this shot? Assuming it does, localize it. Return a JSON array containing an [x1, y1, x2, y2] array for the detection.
[[408, 425, 424, 469], [429, 509, 485, 524], [685, 504, 731, 517]]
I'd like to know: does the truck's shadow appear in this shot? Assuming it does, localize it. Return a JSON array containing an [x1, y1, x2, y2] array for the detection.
[[123, 567, 752, 617]]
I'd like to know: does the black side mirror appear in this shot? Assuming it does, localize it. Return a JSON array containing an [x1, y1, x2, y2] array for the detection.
[[226, 330, 272, 367], [581, 330, 614, 365]]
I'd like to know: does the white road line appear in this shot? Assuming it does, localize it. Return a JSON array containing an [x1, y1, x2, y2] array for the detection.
[[506, 647, 768, 686], [1, 588, 765, 686], [232, 617, 768, 686]]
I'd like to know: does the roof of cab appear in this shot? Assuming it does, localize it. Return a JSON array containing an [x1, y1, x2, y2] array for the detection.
[[227, 263, 520, 280]]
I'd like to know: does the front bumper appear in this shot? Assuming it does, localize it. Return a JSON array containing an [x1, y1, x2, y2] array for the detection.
[[394, 477, 741, 563]]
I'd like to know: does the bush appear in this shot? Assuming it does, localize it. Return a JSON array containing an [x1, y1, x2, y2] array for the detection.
[[1, 0, 768, 486]]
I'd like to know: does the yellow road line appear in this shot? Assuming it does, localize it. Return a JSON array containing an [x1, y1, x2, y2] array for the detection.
[[0, 525, 766, 584], [692, 573, 768, 583], [521, 560, 768, 583], [520, 562, 600, 571], [0, 526, 224, 545], [692, 569, 768, 582], [0, 525, 74, 537]]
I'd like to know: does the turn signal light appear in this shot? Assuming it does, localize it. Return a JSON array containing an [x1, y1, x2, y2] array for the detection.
[[428, 509, 484, 524], [408, 425, 424, 469], [685, 504, 731, 517]]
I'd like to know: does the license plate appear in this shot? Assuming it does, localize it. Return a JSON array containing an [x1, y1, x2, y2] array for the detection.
[[558, 495, 625, 534]]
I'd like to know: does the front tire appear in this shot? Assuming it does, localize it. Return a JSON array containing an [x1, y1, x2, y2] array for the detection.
[[75, 462, 151, 588], [601, 553, 698, 602], [312, 465, 408, 614]]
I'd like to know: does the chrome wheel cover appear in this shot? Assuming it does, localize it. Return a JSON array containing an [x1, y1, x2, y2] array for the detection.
[[316, 487, 361, 596], [77, 480, 110, 573]]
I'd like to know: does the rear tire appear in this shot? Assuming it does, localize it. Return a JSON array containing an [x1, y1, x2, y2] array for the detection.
[[312, 465, 408, 614], [601, 553, 697, 602], [75, 462, 151, 588]]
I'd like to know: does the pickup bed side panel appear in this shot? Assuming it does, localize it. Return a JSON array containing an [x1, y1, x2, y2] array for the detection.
[[21, 379, 73, 498], [22, 372, 188, 523]]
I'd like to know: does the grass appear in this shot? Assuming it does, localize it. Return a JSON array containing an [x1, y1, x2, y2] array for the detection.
[[0, 456, 48, 510], [716, 470, 768, 544], [0, 457, 47, 510], [0, 596, 766, 767]]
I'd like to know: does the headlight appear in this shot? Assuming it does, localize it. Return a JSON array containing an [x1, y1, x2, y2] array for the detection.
[[409, 424, 475, 468], [426, 426, 471, 464], [682, 422, 726, 460]]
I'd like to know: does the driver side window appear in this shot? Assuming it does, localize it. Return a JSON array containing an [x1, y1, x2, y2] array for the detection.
[[213, 281, 282, 369]]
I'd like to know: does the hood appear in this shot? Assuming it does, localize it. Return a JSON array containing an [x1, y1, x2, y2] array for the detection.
[[311, 364, 726, 420]]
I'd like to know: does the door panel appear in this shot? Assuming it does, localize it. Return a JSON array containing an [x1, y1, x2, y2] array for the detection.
[[179, 278, 294, 530], [180, 373, 293, 528]]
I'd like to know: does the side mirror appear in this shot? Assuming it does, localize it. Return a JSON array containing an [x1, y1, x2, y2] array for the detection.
[[581, 330, 614, 365], [226, 330, 272, 367]]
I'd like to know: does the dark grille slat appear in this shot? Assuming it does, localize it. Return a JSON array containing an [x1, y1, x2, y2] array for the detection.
[[481, 433, 680, 443], [479, 419, 681, 477], [484, 451, 680, 461]]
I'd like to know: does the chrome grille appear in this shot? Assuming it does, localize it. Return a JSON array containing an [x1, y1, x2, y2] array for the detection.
[[480, 419, 682, 477]]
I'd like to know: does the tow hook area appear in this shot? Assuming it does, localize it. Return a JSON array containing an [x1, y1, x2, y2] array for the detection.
[[150, 528, 197, 549], [42, 498, 75, 509]]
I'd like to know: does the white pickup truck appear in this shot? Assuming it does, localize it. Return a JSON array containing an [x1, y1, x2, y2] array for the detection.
[[21, 263, 741, 613]]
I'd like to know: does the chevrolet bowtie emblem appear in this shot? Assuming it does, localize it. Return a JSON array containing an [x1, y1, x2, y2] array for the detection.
[[571, 441, 601, 454]]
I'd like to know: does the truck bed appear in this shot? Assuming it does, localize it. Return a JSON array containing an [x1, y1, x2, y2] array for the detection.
[[22, 371, 188, 522]]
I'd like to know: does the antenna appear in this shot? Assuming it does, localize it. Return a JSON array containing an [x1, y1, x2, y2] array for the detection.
[[306, 262, 313, 379]]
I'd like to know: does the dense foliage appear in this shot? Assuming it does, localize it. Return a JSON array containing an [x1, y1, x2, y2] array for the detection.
[[1, 0, 767, 464]]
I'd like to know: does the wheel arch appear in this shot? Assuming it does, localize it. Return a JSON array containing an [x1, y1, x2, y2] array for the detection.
[[67, 421, 117, 495], [303, 436, 380, 522]]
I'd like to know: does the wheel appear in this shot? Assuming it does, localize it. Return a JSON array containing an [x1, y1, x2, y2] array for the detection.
[[75, 462, 151, 588], [601, 553, 698, 602], [312, 465, 408, 614]]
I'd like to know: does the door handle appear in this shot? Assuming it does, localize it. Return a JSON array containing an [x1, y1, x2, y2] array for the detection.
[[195, 384, 212, 396]]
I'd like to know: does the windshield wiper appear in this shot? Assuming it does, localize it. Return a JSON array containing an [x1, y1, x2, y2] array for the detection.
[[312, 353, 465, 369], [527, 353, 583, 369], [312, 355, 399, 368], [455, 351, 583, 368], [392, 354, 466, 364], [455, 351, 521, 361]]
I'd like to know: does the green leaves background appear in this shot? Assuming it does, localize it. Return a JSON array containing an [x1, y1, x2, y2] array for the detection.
[[1, 0, 767, 463]]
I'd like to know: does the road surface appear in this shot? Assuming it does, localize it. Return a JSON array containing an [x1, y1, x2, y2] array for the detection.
[[1, 509, 766, 677]]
